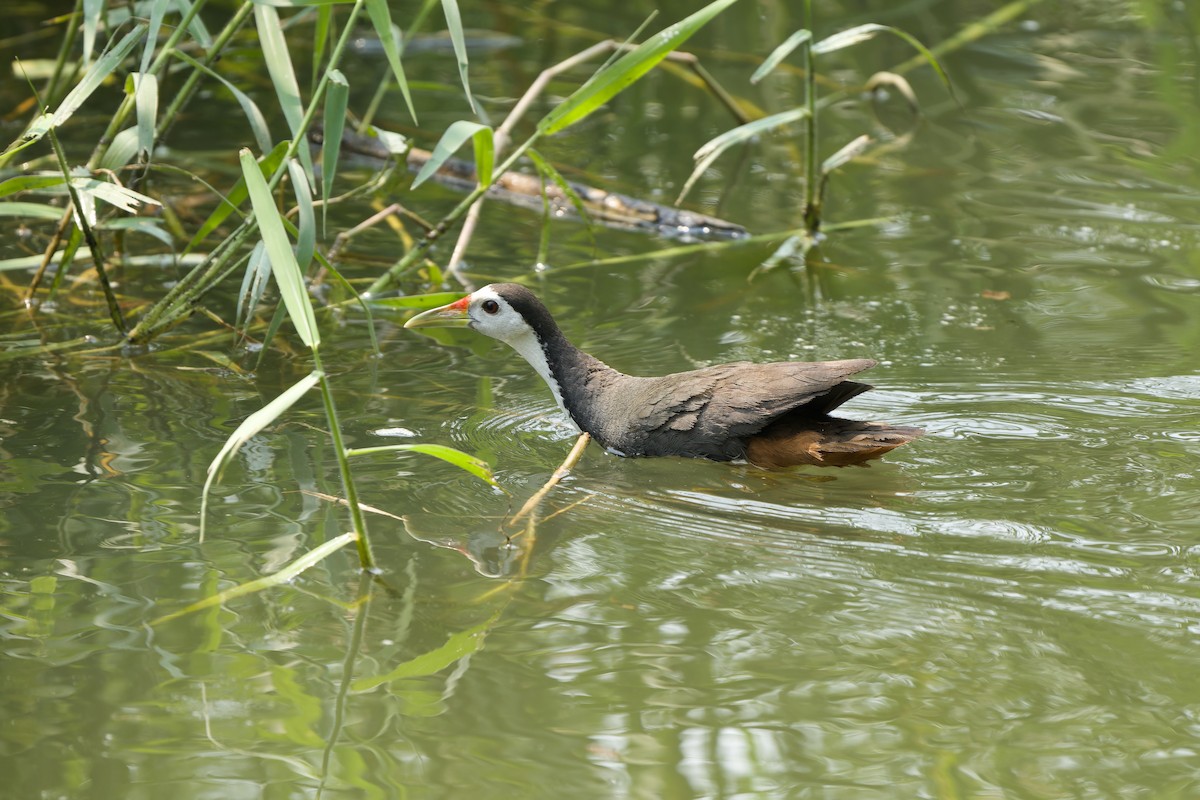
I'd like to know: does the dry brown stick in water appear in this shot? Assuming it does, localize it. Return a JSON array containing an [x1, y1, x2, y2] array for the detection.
[[506, 433, 590, 537], [444, 40, 748, 286]]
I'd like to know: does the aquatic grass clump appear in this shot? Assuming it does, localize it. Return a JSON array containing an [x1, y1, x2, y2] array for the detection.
[[0, 0, 743, 620], [676, 0, 954, 271]]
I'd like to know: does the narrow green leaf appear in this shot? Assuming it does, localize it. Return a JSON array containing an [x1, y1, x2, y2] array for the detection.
[[821, 134, 872, 175], [175, 0, 213, 46], [236, 241, 271, 332], [131, 72, 158, 160], [175, 51, 273, 153], [140, 0, 171, 73], [239, 148, 321, 349], [97, 216, 175, 247], [152, 532, 358, 624], [99, 127, 140, 171], [473, 126, 494, 187], [0, 202, 65, 220], [185, 140, 288, 254], [0, 172, 158, 213], [288, 158, 316, 271], [750, 29, 812, 84], [4, 24, 146, 157], [72, 176, 160, 214], [255, 5, 303, 132], [313, 255, 381, 356], [312, 5, 333, 88], [254, 0, 354, 6], [254, 4, 315, 184], [321, 69, 349, 231], [351, 617, 494, 691], [676, 106, 809, 204], [369, 126, 410, 156], [346, 443, 498, 487], [440, 0, 477, 114], [411, 120, 493, 190], [811, 23, 886, 55], [410, 121, 489, 190], [537, 0, 740, 136], [367, 292, 465, 309], [0, 250, 208, 272], [0, 174, 68, 198], [365, 0, 418, 124], [200, 370, 322, 540], [812, 23, 954, 100], [526, 147, 595, 239], [82, 0, 102, 65]]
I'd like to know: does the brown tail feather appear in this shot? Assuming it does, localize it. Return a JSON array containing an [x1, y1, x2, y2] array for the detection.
[[745, 417, 923, 468]]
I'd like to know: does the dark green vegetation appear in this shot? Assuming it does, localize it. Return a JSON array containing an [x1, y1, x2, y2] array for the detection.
[[3, 0, 1200, 797]]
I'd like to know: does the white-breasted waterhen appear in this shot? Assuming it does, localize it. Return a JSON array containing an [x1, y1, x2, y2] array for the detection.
[[405, 283, 922, 467]]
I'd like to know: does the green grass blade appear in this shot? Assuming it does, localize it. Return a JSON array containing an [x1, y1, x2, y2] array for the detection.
[[200, 370, 322, 540], [235, 240, 271, 332], [255, 0, 355, 6], [175, 51, 273, 153], [6, 169, 160, 215], [813, 24, 954, 97], [322, 68, 349, 232], [186, 140, 288, 254], [73, 175, 160, 214], [140, 0, 171, 73], [473, 125, 494, 186], [411, 120, 493, 190], [0, 174, 68, 197], [526, 147, 596, 242], [255, 4, 303, 132], [312, 256, 381, 356], [750, 29, 812, 84], [97, 216, 175, 247], [676, 106, 809, 204], [312, 5, 332, 88], [239, 148, 321, 349], [99, 127, 140, 171], [368, 292, 467, 309], [811, 23, 886, 55], [346, 443, 498, 487], [537, 0, 740, 136], [131, 72, 158, 160], [82, 0, 102, 65], [821, 133, 872, 175], [440, 0, 477, 114], [51, 23, 144, 127], [288, 157, 316, 271], [365, 0, 419, 124], [0, 202, 65, 220], [152, 531, 358, 625], [175, 0, 213, 46], [5, 24, 146, 157], [254, 4, 316, 183]]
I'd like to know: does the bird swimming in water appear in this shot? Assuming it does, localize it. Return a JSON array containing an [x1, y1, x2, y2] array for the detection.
[[405, 283, 922, 467]]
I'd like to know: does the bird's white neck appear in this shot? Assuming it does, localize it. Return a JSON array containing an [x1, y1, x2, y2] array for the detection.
[[501, 328, 572, 421]]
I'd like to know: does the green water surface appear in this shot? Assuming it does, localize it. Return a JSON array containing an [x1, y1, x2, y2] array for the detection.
[[2, 1, 1199, 798]]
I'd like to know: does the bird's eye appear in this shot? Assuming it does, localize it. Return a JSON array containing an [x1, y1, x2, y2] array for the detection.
[[481, 299, 500, 314]]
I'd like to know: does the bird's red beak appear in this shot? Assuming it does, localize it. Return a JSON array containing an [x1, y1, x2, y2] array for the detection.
[[404, 295, 471, 329]]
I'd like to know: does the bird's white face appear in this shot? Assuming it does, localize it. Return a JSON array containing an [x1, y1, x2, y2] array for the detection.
[[460, 285, 537, 347], [403, 284, 569, 414]]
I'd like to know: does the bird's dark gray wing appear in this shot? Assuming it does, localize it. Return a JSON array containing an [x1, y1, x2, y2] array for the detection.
[[587, 359, 876, 459]]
